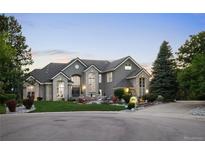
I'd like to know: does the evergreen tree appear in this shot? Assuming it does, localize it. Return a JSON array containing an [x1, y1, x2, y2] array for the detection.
[[0, 14, 33, 99], [150, 41, 178, 102]]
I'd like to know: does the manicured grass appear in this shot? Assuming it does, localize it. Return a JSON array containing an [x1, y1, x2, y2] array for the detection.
[[34, 101, 125, 112], [0, 104, 6, 114]]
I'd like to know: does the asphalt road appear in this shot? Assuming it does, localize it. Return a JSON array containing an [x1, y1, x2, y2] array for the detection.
[[1, 101, 205, 141]]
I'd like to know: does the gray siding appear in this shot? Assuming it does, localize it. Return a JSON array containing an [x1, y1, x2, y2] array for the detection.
[[63, 61, 86, 77], [103, 59, 141, 97], [113, 59, 141, 87]]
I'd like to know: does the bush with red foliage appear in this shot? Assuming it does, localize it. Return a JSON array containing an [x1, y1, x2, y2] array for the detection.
[[78, 98, 86, 103], [112, 96, 118, 103], [23, 98, 34, 109], [6, 100, 17, 112]]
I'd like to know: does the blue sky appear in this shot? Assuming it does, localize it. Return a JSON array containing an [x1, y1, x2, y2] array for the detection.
[[7, 13, 205, 70]]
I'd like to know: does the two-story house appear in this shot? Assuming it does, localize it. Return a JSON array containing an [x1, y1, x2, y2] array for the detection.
[[23, 56, 151, 101]]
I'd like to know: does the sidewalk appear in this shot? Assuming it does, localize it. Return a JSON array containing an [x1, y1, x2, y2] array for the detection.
[[6, 105, 35, 114]]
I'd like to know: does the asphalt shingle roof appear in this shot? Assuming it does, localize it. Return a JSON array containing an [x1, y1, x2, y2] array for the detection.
[[29, 56, 143, 83], [30, 63, 67, 82], [81, 59, 110, 71], [127, 68, 143, 78], [102, 56, 129, 71]]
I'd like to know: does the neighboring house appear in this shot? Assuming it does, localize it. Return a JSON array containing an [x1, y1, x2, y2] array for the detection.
[[23, 56, 151, 101]]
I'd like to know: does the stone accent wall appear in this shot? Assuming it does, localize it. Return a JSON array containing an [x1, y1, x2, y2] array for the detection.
[[45, 84, 52, 101], [135, 71, 150, 97], [85, 66, 99, 97]]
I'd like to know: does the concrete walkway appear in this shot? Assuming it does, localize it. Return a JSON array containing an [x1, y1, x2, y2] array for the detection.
[[1, 101, 205, 141]]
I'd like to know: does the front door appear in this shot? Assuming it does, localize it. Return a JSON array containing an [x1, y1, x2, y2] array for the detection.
[[72, 87, 80, 97]]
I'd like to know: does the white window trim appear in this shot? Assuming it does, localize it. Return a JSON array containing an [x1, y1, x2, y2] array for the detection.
[[125, 63, 132, 70], [57, 81, 65, 98], [107, 72, 112, 83], [99, 74, 102, 83]]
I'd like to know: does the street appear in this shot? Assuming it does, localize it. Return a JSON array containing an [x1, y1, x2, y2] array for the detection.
[[1, 101, 205, 141]]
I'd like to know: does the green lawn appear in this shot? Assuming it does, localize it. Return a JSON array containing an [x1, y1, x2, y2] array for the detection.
[[0, 104, 6, 114], [34, 101, 125, 112]]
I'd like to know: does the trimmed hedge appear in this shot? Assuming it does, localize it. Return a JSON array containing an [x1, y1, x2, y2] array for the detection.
[[0, 93, 16, 104], [142, 93, 157, 102]]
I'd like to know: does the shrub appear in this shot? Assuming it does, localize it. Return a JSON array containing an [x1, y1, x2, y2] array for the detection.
[[23, 98, 34, 109], [156, 95, 164, 102], [78, 98, 86, 103], [123, 94, 132, 104], [37, 97, 43, 101], [68, 98, 76, 102], [6, 100, 17, 112], [114, 88, 124, 100], [127, 103, 135, 110], [142, 93, 157, 102], [112, 96, 118, 103], [0, 93, 16, 104]]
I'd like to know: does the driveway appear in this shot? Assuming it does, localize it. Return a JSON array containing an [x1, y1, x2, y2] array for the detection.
[[1, 101, 205, 141]]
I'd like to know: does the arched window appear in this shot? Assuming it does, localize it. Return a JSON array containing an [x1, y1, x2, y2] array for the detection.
[[57, 81, 65, 98], [88, 72, 96, 92], [139, 77, 145, 97], [71, 75, 80, 86]]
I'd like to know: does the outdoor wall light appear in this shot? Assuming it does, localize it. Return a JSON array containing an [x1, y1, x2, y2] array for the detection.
[[82, 85, 86, 90], [145, 89, 149, 94], [125, 88, 129, 93], [28, 85, 34, 91]]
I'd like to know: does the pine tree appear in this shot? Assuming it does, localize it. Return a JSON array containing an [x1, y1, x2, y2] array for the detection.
[[150, 41, 178, 102]]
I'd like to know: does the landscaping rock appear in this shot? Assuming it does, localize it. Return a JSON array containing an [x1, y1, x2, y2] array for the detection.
[[191, 107, 205, 116], [6, 105, 36, 114]]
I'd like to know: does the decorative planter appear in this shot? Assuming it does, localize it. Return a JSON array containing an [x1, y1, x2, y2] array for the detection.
[[23, 99, 34, 109], [6, 100, 17, 112]]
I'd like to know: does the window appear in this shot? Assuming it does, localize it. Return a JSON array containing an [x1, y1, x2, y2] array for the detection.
[[107, 72, 112, 83], [139, 77, 145, 96], [88, 73, 96, 92], [125, 64, 132, 70], [99, 74, 102, 83], [57, 81, 65, 98], [99, 89, 102, 96], [71, 76, 80, 86]]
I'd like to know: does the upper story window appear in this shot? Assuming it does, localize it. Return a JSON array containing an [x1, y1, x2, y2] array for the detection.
[[71, 75, 80, 86], [139, 77, 145, 87], [99, 74, 102, 83], [75, 64, 79, 69], [125, 64, 132, 70], [107, 72, 112, 83]]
